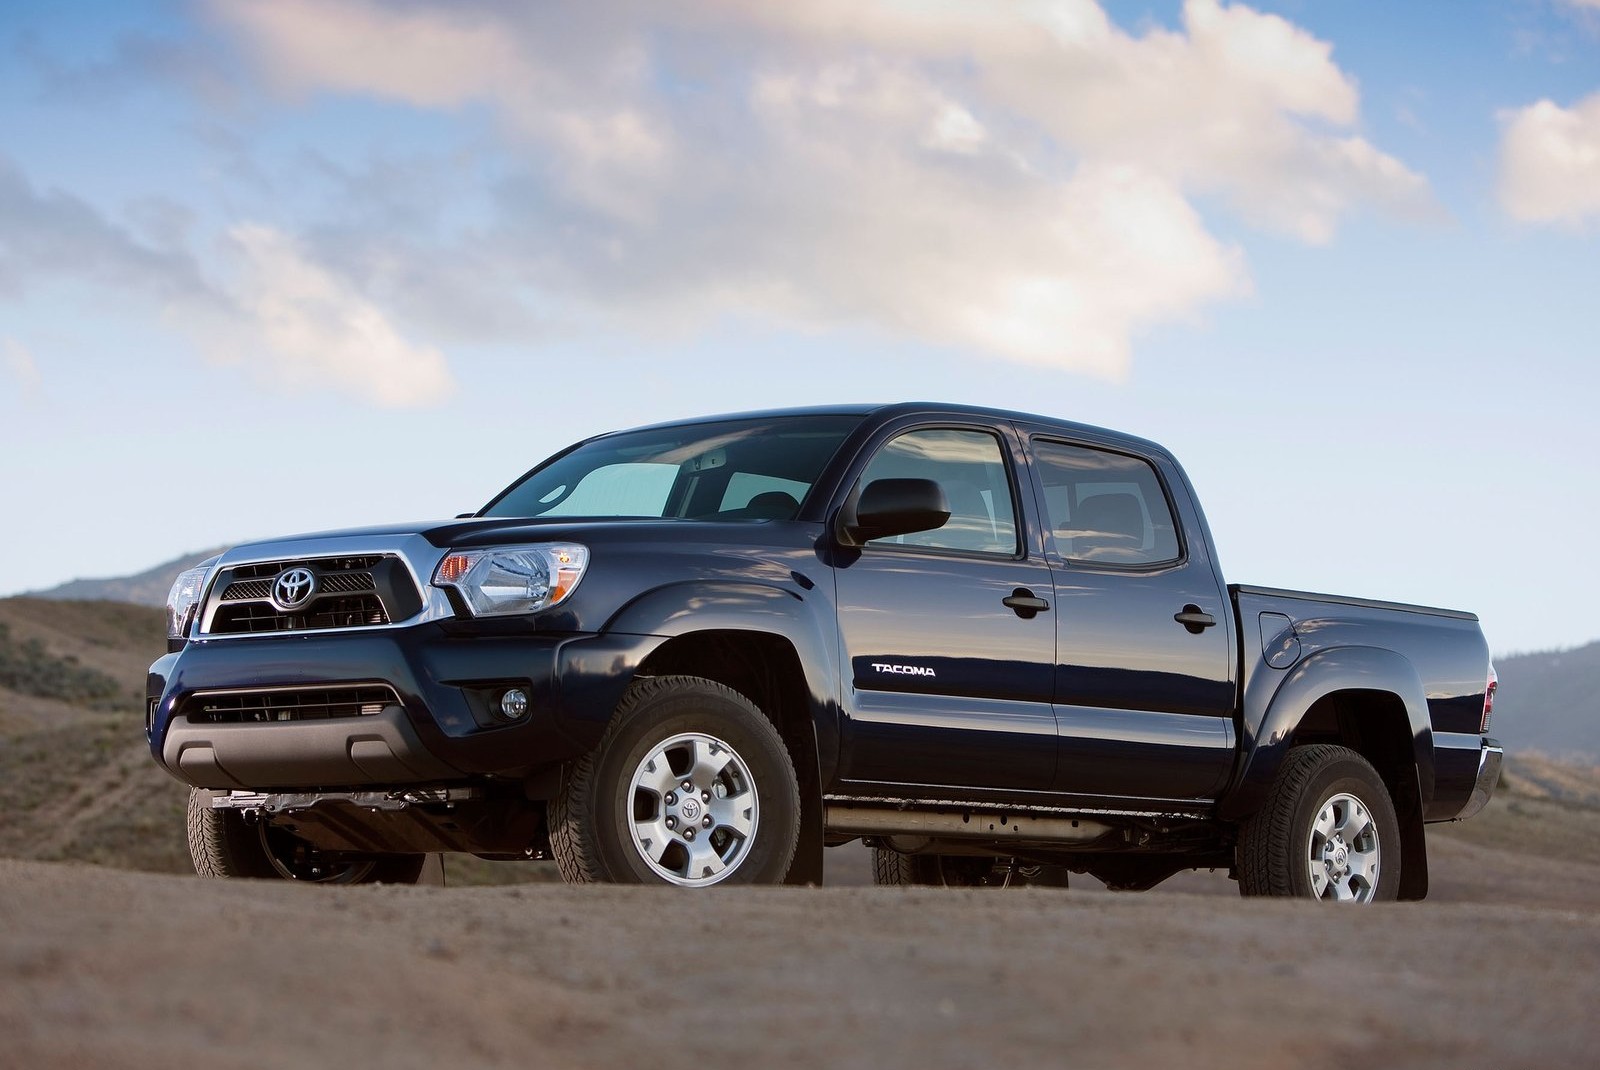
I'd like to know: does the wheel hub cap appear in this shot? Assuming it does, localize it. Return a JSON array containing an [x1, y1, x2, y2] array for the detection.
[[1307, 792, 1380, 902], [627, 731, 759, 887]]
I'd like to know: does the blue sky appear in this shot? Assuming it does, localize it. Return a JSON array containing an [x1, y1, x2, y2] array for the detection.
[[1, 0, 1597, 656]]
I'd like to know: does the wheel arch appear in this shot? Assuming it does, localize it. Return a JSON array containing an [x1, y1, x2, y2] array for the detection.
[[626, 623, 831, 885], [1222, 646, 1434, 899], [635, 629, 820, 781]]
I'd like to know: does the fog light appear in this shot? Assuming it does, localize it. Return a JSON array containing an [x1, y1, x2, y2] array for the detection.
[[499, 688, 530, 720]]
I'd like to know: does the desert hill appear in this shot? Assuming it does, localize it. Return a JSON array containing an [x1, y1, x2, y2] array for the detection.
[[1492, 642, 1600, 761], [2, 594, 1599, 1068], [20, 546, 1600, 761], [1, 593, 1598, 893], [25, 547, 227, 607], [0, 596, 549, 883]]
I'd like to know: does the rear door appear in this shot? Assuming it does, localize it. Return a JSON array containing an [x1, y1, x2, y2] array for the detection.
[[832, 420, 1059, 793], [1021, 432, 1237, 802]]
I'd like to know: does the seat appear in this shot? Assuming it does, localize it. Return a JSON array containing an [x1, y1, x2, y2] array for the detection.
[[742, 490, 801, 520], [903, 481, 1006, 553], [1065, 493, 1145, 561]]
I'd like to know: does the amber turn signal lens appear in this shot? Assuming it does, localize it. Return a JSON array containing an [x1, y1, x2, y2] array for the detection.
[[435, 554, 473, 584]]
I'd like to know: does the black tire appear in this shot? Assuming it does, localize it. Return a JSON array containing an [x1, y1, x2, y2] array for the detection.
[[1237, 744, 1401, 902], [186, 788, 426, 884], [549, 675, 800, 886], [871, 848, 1069, 888]]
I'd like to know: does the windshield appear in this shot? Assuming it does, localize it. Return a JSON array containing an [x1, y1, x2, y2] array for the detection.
[[483, 414, 865, 521]]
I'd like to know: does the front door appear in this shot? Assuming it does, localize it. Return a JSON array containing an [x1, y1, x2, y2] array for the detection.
[[834, 425, 1058, 793]]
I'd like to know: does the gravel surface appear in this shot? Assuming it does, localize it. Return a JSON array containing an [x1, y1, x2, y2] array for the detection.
[[5, 847, 1598, 1069]]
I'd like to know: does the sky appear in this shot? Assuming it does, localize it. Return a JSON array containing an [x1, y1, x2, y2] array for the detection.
[[1, 0, 1597, 657]]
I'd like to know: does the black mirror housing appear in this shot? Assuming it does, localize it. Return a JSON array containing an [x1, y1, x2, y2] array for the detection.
[[843, 478, 950, 544]]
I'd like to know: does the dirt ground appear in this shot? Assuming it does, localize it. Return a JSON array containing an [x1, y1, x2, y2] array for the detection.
[[5, 838, 1598, 1070], [8, 599, 1594, 1067]]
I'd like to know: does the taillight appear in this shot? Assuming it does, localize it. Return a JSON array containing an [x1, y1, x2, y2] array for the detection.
[[1480, 665, 1497, 735]]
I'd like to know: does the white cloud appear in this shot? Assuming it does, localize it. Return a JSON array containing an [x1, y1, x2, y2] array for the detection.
[[0, 155, 453, 408], [3, 337, 41, 392], [210, 0, 527, 108], [206, 0, 1429, 380], [713, 0, 1433, 241], [1498, 92, 1600, 227], [205, 225, 456, 408], [0, 155, 211, 301]]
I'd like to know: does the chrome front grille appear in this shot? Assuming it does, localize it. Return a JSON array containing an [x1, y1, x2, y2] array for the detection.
[[200, 554, 422, 637], [222, 579, 272, 600], [318, 572, 377, 595], [211, 595, 389, 633], [230, 555, 385, 579], [182, 684, 400, 723]]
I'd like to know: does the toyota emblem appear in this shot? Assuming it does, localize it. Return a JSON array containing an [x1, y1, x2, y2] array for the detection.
[[272, 567, 317, 611]]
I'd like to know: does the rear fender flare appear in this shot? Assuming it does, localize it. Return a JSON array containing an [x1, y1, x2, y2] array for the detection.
[[1220, 646, 1435, 822]]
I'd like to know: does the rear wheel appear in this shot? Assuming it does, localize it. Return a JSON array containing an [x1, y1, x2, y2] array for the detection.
[[871, 849, 1069, 888], [186, 788, 426, 884], [549, 676, 800, 886], [1237, 744, 1401, 902]]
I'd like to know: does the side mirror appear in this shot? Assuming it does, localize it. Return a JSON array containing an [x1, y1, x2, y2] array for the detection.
[[841, 478, 950, 545]]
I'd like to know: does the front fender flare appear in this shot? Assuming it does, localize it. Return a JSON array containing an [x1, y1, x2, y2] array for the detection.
[[601, 580, 842, 785]]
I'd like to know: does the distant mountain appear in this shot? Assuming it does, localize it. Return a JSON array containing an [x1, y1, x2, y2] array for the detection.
[[1493, 643, 1600, 762], [27, 548, 228, 608]]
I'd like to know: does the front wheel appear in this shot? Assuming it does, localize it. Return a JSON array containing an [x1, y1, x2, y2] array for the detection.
[[548, 676, 800, 886], [186, 788, 426, 884], [1237, 744, 1401, 902]]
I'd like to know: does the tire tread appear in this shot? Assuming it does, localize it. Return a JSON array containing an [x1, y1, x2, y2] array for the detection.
[[1238, 743, 1387, 898], [186, 787, 426, 883], [871, 847, 915, 886], [186, 788, 274, 879], [548, 674, 798, 885]]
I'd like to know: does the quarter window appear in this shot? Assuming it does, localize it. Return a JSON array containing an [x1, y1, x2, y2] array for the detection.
[[1033, 441, 1180, 566], [858, 429, 1018, 555]]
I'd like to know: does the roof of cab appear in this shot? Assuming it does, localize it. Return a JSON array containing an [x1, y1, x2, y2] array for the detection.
[[602, 402, 1170, 459]]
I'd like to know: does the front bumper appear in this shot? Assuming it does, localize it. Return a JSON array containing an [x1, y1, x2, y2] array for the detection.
[[161, 704, 461, 791], [148, 624, 661, 791]]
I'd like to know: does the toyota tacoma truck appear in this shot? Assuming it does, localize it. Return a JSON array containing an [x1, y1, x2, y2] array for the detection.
[[148, 403, 1501, 900]]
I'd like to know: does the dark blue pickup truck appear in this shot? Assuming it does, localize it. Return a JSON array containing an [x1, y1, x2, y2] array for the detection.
[[149, 404, 1500, 900]]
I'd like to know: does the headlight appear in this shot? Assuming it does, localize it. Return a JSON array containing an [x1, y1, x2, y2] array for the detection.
[[432, 544, 589, 617], [166, 562, 215, 640]]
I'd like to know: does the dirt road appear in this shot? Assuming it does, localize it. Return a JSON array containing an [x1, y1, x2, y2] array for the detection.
[[5, 851, 1597, 1070]]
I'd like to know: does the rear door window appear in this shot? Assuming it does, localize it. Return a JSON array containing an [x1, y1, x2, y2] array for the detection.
[[1032, 440, 1181, 566]]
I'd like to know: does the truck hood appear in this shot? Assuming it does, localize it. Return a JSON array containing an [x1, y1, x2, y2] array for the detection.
[[223, 515, 791, 560]]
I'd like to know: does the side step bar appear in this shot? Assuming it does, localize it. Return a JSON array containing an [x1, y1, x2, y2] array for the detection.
[[824, 804, 1117, 843]]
